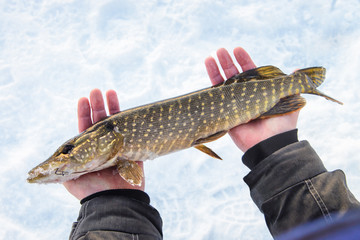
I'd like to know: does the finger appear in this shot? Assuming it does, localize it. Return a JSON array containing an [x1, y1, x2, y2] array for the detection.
[[106, 90, 120, 115], [77, 97, 92, 132], [216, 48, 240, 79], [233, 47, 256, 71], [90, 88, 107, 123], [205, 56, 225, 86]]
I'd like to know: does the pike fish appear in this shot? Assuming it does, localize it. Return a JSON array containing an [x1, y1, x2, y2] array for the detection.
[[27, 66, 342, 186]]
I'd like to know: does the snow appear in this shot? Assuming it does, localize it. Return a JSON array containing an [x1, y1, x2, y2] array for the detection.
[[1, 0, 360, 239]]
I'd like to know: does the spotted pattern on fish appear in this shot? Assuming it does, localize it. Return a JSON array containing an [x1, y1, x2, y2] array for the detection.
[[27, 66, 342, 185]]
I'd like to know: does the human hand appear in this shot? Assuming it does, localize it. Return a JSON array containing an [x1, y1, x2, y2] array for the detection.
[[205, 47, 299, 152], [63, 89, 144, 200]]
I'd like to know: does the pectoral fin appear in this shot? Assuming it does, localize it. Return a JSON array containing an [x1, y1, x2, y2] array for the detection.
[[117, 160, 143, 186], [191, 131, 226, 160], [259, 95, 306, 119], [194, 144, 222, 160]]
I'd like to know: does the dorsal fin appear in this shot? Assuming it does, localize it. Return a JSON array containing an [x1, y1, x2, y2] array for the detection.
[[252, 65, 286, 79], [224, 66, 285, 85], [295, 67, 326, 88]]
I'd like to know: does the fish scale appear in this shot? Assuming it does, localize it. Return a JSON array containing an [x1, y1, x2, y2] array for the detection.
[[116, 73, 298, 159], [27, 66, 342, 186]]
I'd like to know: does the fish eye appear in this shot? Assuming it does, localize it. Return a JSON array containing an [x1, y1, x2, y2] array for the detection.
[[105, 121, 114, 131], [62, 144, 74, 154]]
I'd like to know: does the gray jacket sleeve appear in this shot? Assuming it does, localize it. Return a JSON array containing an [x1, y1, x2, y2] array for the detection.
[[242, 130, 360, 236], [69, 189, 163, 240]]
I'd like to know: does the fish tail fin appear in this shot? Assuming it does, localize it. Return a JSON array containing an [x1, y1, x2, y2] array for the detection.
[[295, 67, 326, 88], [298, 72, 343, 105], [307, 88, 343, 105]]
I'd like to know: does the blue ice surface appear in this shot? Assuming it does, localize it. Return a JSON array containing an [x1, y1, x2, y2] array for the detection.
[[1, 0, 360, 239]]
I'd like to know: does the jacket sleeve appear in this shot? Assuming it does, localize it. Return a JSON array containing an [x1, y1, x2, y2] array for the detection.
[[69, 189, 163, 240], [242, 129, 360, 236]]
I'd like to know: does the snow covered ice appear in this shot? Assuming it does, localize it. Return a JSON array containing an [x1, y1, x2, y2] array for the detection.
[[1, 0, 360, 239]]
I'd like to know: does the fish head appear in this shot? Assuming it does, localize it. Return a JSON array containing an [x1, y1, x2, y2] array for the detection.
[[27, 137, 80, 183], [27, 119, 124, 183]]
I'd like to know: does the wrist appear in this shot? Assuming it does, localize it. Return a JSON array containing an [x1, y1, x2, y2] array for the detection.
[[80, 189, 150, 204], [229, 111, 300, 152], [242, 129, 298, 170]]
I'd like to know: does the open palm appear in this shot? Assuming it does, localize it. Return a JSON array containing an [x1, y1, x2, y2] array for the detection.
[[63, 90, 144, 200], [205, 47, 299, 152]]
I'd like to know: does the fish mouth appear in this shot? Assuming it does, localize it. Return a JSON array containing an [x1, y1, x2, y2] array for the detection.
[[54, 168, 69, 176], [27, 172, 46, 183], [27, 167, 67, 183], [27, 168, 90, 183]]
